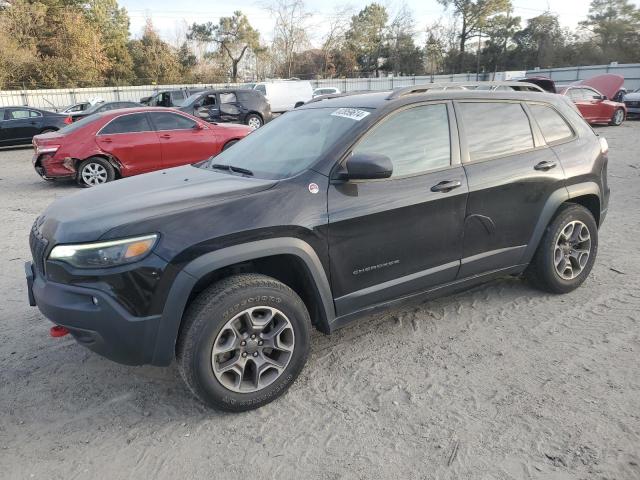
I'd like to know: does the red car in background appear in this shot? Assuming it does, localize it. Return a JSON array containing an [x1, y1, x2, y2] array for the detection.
[[556, 85, 627, 126], [32, 107, 251, 187]]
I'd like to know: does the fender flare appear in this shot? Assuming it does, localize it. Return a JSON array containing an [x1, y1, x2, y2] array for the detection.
[[150, 238, 335, 366], [521, 182, 601, 265]]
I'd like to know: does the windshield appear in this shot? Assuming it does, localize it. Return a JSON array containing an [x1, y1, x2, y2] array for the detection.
[[182, 93, 202, 107], [198, 107, 372, 179]]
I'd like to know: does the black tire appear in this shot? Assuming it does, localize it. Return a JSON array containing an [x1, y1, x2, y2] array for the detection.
[[176, 274, 311, 412], [245, 113, 263, 129], [525, 204, 598, 294], [294, 101, 305, 108], [609, 107, 625, 126], [76, 157, 115, 187], [222, 139, 238, 151]]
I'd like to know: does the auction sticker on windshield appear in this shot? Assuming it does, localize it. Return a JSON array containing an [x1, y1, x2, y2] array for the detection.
[[331, 108, 371, 121]]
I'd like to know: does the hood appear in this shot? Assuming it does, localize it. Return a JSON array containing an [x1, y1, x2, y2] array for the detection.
[[39, 165, 276, 244], [573, 74, 625, 100], [522, 76, 556, 93]]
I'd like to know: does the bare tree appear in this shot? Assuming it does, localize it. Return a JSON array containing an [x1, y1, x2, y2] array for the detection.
[[265, 0, 312, 78], [320, 5, 354, 77]]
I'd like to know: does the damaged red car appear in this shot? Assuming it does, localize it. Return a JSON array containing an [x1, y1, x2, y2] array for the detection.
[[32, 107, 251, 187]]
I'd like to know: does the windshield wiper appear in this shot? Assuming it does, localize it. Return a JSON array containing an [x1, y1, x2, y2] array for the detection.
[[210, 163, 254, 176]]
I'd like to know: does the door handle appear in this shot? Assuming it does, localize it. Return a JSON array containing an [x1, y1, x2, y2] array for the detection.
[[430, 180, 462, 193], [534, 160, 557, 171], [101, 137, 112, 143], [160, 134, 171, 139]]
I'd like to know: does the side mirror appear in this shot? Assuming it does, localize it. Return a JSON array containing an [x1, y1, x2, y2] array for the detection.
[[597, 94, 607, 101], [343, 152, 393, 180]]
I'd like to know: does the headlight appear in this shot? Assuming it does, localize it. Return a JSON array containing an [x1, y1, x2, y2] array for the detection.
[[49, 234, 158, 268]]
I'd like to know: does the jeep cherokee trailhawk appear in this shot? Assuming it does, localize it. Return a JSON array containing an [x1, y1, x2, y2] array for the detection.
[[26, 85, 610, 411]]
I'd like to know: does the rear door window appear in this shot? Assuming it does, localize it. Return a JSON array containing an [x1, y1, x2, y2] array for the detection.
[[99, 113, 152, 135], [220, 93, 237, 104], [458, 102, 534, 162], [353, 103, 451, 178], [149, 112, 197, 131], [529, 104, 574, 144]]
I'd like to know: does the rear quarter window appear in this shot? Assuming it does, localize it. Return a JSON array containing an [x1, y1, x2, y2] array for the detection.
[[458, 102, 534, 162], [528, 104, 574, 144]]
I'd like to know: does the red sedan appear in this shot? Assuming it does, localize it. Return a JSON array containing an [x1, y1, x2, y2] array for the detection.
[[557, 85, 627, 126], [32, 107, 251, 187]]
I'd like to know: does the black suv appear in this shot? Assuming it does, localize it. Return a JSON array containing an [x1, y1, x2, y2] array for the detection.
[[177, 89, 272, 129], [26, 87, 609, 411]]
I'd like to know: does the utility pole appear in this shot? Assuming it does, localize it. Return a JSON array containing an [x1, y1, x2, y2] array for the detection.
[[475, 29, 482, 81]]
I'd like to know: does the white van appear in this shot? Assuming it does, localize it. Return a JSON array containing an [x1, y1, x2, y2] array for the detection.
[[253, 81, 313, 113]]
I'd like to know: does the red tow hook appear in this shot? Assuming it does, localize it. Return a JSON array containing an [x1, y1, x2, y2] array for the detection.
[[50, 325, 70, 337]]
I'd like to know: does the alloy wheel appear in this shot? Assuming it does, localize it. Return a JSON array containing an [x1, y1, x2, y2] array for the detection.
[[554, 220, 591, 280], [247, 117, 262, 129], [211, 306, 295, 393], [81, 162, 108, 186]]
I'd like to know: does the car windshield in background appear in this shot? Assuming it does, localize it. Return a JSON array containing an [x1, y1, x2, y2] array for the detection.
[[198, 107, 371, 179], [182, 94, 201, 107]]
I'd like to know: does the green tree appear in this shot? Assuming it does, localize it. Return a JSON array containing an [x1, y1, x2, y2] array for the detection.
[[85, 0, 134, 84], [437, 0, 511, 72], [512, 13, 568, 68], [344, 3, 389, 76], [482, 12, 520, 73], [129, 20, 182, 84], [188, 11, 259, 82], [579, 0, 640, 62]]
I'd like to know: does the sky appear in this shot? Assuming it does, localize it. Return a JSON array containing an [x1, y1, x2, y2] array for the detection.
[[118, 0, 623, 46]]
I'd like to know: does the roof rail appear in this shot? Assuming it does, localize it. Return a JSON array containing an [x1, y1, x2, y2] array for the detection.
[[305, 90, 374, 104], [386, 81, 544, 100]]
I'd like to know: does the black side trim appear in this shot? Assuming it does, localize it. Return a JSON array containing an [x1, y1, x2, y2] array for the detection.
[[151, 238, 334, 366], [330, 264, 527, 331]]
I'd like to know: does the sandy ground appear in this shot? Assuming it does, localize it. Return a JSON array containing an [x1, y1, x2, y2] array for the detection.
[[0, 122, 639, 480]]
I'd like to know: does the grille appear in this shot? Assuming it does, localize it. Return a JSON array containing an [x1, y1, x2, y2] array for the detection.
[[625, 101, 640, 107], [29, 218, 48, 276]]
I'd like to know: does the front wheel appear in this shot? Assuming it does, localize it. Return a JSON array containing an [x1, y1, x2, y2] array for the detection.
[[609, 108, 625, 126], [525, 204, 598, 293], [77, 157, 115, 187], [176, 274, 311, 412]]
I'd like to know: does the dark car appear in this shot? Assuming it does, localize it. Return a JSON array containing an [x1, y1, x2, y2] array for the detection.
[[142, 88, 203, 107], [27, 88, 609, 412], [71, 101, 142, 122], [178, 89, 272, 129], [0, 107, 71, 146]]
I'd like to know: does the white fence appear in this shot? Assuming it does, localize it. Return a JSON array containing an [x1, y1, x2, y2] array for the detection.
[[2, 63, 639, 110], [526, 63, 640, 90]]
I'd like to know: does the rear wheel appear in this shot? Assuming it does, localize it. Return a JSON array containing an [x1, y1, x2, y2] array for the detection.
[[609, 108, 625, 126], [176, 274, 311, 412], [245, 113, 263, 130], [77, 157, 115, 187], [525, 204, 598, 293]]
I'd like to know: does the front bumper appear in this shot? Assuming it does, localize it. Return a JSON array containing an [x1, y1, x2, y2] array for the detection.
[[26, 261, 162, 365]]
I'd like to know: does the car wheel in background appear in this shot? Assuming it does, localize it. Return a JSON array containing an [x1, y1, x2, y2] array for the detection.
[[40, 128, 57, 134], [609, 108, 625, 126], [222, 139, 239, 151], [525, 204, 598, 294], [245, 114, 263, 130], [176, 274, 311, 411], [77, 157, 115, 187]]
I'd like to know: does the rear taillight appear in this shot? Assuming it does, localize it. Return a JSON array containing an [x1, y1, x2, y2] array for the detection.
[[599, 136, 609, 155], [64, 116, 72, 125], [37, 145, 60, 154]]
